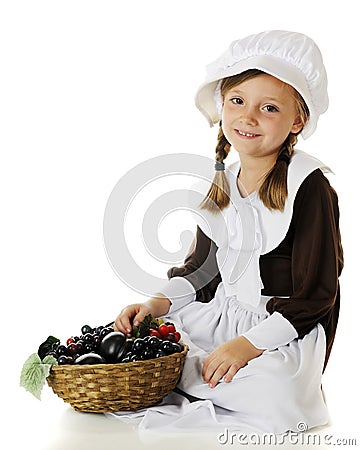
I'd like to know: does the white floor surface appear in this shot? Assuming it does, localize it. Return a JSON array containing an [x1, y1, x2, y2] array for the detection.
[[5, 372, 359, 450]]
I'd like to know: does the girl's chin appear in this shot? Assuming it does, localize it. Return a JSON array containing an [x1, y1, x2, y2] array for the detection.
[[231, 147, 281, 160]]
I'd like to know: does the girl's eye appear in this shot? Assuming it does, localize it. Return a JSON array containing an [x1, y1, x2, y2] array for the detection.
[[263, 105, 279, 112], [230, 97, 244, 105]]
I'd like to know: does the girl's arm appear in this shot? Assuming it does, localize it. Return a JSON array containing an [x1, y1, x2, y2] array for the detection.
[[114, 223, 221, 335], [156, 225, 222, 315]]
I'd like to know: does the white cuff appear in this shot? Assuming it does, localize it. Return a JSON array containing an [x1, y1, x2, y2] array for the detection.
[[156, 277, 196, 314], [242, 312, 298, 351]]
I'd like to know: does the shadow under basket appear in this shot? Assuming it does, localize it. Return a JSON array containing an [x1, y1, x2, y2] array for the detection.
[[46, 345, 188, 413]]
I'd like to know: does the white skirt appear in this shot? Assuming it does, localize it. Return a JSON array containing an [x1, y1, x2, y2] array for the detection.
[[110, 283, 329, 434]]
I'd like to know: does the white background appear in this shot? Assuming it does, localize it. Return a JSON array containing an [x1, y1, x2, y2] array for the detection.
[[1, 1, 359, 448]]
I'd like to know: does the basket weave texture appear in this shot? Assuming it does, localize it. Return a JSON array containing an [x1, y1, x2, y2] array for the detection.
[[47, 345, 188, 413]]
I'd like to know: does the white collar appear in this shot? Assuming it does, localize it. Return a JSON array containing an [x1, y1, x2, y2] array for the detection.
[[226, 149, 332, 254], [189, 150, 331, 307]]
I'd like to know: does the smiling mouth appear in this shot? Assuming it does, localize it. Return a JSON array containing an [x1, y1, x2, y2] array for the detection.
[[236, 129, 260, 138]]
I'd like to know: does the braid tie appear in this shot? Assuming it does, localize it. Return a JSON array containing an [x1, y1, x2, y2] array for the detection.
[[215, 161, 225, 171]]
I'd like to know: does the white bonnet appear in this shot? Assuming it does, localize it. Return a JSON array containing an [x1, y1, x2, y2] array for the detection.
[[195, 30, 329, 139]]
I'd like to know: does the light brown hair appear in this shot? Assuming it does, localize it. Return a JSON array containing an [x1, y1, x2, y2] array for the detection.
[[200, 69, 310, 212]]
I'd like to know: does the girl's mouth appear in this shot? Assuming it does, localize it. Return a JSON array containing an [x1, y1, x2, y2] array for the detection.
[[235, 129, 260, 138]]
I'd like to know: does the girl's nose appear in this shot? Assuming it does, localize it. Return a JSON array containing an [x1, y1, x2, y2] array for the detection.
[[239, 108, 257, 126]]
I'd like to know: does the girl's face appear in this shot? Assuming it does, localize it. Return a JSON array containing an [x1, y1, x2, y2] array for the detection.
[[221, 74, 303, 159]]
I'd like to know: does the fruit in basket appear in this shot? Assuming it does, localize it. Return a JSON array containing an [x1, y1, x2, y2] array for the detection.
[[30, 316, 184, 369], [58, 355, 70, 365], [98, 331, 126, 363], [81, 324, 92, 335], [132, 338, 146, 355], [160, 340, 173, 354], [74, 353, 106, 365], [56, 345, 67, 357], [149, 329, 161, 338], [134, 315, 182, 342], [67, 343, 78, 355], [158, 323, 170, 338], [147, 336, 161, 349], [100, 327, 113, 338]]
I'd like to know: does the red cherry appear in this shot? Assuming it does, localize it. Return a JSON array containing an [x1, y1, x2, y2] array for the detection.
[[167, 324, 175, 334], [149, 329, 161, 338], [66, 337, 75, 346], [174, 331, 181, 343], [158, 324, 170, 338]]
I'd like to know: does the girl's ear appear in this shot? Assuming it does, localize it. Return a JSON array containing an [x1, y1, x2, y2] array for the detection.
[[291, 115, 304, 134]]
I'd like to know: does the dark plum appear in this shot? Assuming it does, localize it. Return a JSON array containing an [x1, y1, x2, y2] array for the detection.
[[74, 353, 106, 365], [99, 331, 126, 363]]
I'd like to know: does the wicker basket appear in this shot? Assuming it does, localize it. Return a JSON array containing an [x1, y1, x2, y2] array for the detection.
[[46, 345, 188, 413]]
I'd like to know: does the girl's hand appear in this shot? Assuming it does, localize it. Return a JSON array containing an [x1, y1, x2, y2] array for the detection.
[[202, 336, 264, 388], [113, 295, 171, 336], [114, 303, 152, 336]]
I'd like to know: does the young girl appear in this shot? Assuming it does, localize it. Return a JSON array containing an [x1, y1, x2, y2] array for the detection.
[[114, 30, 343, 433]]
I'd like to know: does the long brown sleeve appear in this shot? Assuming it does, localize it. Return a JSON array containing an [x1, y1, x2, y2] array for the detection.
[[266, 169, 344, 368], [167, 225, 221, 304]]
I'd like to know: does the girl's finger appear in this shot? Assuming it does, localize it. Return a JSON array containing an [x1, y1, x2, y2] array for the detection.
[[133, 312, 147, 327], [115, 316, 132, 335], [202, 355, 219, 383], [223, 363, 242, 383], [122, 317, 133, 334], [208, 362, 230, 388]]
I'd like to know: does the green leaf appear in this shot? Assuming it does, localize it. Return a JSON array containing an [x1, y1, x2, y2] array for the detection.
[[38, 335, 60, 360], [131, 325, 140, 339], [42, 355, 58, 366], [20, 353, 58, 400], [138, 314, 153, 338]]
